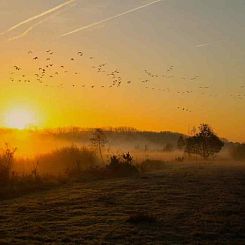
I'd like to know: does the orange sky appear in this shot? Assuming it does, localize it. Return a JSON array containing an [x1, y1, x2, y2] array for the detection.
[[0, 0, 245, 142]]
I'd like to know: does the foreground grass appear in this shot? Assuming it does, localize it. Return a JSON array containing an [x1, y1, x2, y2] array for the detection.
[[0, 162, 245, 244]]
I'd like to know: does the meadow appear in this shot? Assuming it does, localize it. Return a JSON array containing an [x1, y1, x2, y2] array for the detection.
[[1, 161, 245, 244], [0, 128, 245, 244]]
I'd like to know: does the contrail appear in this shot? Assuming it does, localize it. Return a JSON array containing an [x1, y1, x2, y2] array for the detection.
[[8, 3, 76, 41], [195, 43, 210, 48], [195, 39, 223, 48], [61, 0, 164, 37], [8, 19, 48, 41], [1, 0, 76, 35]]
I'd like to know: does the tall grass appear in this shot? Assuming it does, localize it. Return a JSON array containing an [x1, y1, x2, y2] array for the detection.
[[0, 145, 16, 185], [35, 145, 99, 175], [0, 145, 99, 199]]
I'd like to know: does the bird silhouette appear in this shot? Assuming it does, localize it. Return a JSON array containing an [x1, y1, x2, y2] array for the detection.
[[14, 66, 21, 70]]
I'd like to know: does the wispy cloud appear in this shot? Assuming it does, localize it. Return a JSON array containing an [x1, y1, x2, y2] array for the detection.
[[61, 0, 164, 37], [1, 0, 76, 35], [8, 4, 76, 41], [195, 40, 223, 48], [195, 43, 211, 48]]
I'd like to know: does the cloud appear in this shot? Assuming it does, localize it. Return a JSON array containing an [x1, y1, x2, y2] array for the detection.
[[1, 0, 76, 35], [8, 3, 76, 41], [195, 39, 223, 48], [61, 0, 164, 37], [195, 43, 210, 48]]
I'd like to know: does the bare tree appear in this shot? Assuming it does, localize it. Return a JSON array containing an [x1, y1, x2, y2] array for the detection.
[[90, 128, 107, 163]]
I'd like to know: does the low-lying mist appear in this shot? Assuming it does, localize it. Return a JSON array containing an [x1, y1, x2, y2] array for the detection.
[[0, 127, 242, 177]]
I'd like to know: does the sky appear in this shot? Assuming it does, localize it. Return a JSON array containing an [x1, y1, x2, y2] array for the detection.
[[0, 0, 245, 142]]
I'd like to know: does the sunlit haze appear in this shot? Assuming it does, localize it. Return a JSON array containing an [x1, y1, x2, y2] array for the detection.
[[4, 107, 37, 129]]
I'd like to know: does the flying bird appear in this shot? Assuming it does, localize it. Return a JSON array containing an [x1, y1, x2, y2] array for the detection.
[[14, 66, 21, 70]]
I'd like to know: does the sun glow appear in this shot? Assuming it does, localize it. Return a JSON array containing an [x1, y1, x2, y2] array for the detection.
[[4, 108, 37, 129]]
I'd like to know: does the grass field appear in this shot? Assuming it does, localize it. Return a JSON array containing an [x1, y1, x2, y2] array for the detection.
[[1, 162, 245, 244]]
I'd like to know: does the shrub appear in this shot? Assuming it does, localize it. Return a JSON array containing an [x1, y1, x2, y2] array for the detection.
[[36, 145, 98, 175], [106, 152, 139, 177]]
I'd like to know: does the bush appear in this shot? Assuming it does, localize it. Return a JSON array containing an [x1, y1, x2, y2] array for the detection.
[[0, 146, 98, 199], [105, 153, 139, 177], [36, 145, 98, 175]]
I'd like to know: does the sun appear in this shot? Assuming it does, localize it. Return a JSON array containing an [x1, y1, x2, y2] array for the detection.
[[4, 108, 37, 130]]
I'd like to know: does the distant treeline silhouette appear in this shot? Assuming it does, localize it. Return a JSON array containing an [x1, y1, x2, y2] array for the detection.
[[35, 127, 184, 148]]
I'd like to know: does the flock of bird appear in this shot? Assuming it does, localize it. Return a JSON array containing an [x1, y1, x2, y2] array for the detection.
[[8, 48, 245, 113], [10, 49, 126, 89]]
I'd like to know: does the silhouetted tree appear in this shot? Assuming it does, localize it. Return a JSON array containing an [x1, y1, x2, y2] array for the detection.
[[177, 136, 186, 150], [185, 124, 224, 159], [90, 128, 107, 163]]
